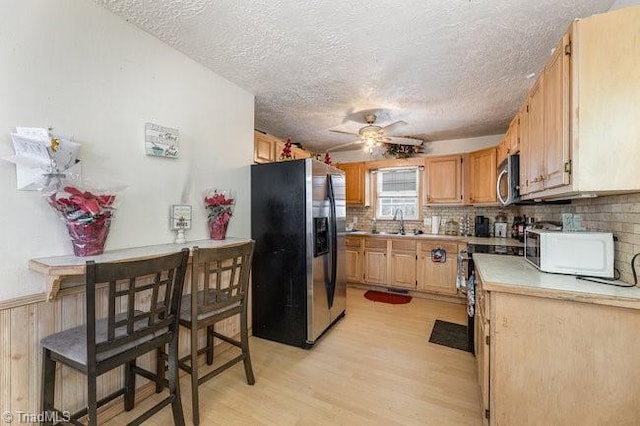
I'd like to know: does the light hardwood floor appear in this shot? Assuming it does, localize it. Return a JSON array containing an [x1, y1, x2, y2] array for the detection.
[[106, 287, 482, 425]]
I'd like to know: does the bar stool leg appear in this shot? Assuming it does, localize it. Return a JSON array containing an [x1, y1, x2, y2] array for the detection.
[[41, 348, 56, 426], [124, 359, 136, 411], [155, 346, 166, 393], [168, 334, 185, 426], [190, 326, 200, 425], [240, 309, 255, 385], [87, 374, 98, 426], [206, 325, 214, 365]]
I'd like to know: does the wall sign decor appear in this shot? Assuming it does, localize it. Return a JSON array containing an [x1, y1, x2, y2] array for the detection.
[[170, 204, 192, 244], [145, 123, 179, 158]]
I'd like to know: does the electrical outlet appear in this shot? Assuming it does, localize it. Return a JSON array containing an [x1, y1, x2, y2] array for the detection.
[[353, 217, 358, 224], [424, 217, 431, 226]]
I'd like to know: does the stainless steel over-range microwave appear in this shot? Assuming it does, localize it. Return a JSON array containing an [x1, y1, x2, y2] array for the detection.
[[496, 154, 521, 206]]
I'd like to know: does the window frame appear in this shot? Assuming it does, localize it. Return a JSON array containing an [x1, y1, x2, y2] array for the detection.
[[372, 165, 423, 221]]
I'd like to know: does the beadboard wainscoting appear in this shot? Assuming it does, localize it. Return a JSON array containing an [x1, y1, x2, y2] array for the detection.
[[0, 278, 241, 422], [348, 193, 640, 285]]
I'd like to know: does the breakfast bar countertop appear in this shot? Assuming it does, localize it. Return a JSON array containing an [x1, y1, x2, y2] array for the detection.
[[29, 237, 252, 301], [472, 253, 640, 310]]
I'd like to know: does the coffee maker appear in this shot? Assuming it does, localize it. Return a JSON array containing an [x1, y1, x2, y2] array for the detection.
[[474, 215, 490, 237]]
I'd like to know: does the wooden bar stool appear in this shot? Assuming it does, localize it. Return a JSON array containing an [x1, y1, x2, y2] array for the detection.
[[170, 242, 255, 425], [40, 249, 189, 426]]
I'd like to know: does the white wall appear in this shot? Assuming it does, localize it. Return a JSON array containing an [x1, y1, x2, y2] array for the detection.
[[609, 0, 640, 10], [0, 1, 254, 300], [331, 134, 503, 163]]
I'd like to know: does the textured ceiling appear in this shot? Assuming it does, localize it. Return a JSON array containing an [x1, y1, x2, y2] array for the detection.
[[95, 0, 615, 152]]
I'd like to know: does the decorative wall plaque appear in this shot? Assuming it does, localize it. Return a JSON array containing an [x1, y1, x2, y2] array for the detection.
[[145, 123, 179, 158]]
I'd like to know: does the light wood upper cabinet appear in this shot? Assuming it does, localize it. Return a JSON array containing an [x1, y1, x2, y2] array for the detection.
[[518, 103, 531, 195], [291, 145, 311, 159], [508, 113, 520, 155], [336, 162, 366, 205], [416, 241, 459, 295], [254, 132, 276, 163], [519, 6, 640, 199], [542, 32, 571, 190], [468, 147, 497, 205], [496, 136, 509, 167], [425, 154, 463, 205], [523, 77, 545, 194], [254, 131, 313, 163]]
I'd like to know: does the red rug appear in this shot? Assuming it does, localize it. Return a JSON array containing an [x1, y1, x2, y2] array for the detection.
[[364, 290, 412, 304]]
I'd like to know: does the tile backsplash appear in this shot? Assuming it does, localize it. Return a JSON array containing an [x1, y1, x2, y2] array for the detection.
[[347, 192, 640, 285]]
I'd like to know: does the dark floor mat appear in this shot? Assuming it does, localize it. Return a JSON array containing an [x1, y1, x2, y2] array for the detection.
[[428, 319, 470, 352]]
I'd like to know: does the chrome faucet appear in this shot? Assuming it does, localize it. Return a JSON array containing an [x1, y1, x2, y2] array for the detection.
[[392, 208, 405, 235]]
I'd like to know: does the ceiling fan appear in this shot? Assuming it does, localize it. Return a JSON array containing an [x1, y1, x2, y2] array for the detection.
[[328, 113, 422, 152]]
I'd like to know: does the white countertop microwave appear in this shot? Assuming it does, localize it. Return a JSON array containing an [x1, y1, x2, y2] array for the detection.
[[524, 229, 614, 278]]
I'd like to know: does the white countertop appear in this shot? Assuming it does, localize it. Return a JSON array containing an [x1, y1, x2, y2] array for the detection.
[[473, 253, 640, 309], [28, 238, 253, 301], [345, 231, 524, 247]]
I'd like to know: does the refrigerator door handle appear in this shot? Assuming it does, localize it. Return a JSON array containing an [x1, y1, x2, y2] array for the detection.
[[327, 173, 337, 309]]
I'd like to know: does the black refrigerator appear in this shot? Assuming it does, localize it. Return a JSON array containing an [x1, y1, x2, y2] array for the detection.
[[251, 158, 347, 348]]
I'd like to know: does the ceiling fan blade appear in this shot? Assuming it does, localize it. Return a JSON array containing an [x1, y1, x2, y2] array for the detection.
[[382, 120, 408, 134], [329, 129, 359, 136], [328, 140, 364, 152], [386, 136, 423, 146]]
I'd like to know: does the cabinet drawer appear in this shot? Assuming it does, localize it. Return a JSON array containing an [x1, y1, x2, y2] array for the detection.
[[392, 239, 416, 251], [420, 241, 457, 253], [345, 236, 363, 248], [365, 238, 387, 249]]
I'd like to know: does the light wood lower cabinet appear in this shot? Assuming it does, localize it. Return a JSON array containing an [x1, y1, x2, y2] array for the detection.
[[417, 242, 459, 295], [389, 239, 417, 289], [348, 235, 463, 296], [363, 238, 387, 285], [475, 274, 640, 425], [345, 235, 364, 283]]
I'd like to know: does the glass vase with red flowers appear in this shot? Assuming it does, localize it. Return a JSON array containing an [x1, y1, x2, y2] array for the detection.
[[204, 189, 235, 240]]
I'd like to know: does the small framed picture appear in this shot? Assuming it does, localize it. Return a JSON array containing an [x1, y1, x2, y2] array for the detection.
[[145, 123, 179, 158], [170, 204, 192, 230]]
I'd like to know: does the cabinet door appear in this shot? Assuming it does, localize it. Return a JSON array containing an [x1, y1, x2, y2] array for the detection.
[[543, 32, 571, 190], [468, 147, 497, 204], [509, 113, 520, 155], [254, 132, 274, 163], [291, 146, 311, 159], [426, 155, 463, 204], [496, 137, 509, 167], [475, 285, 490, 425], [525, 77, 545, 193], [345, 249, 363, 283], [274, 140, 286, 161], [416, 242, 458, 295], [345, 236, 364, 283], [519, 104, 530, 195], [337, 162, 366, 205], [390, 251, 416, 289], [364, 250, 387, 284]]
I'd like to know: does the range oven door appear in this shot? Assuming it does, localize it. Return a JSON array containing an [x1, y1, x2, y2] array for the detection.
[[497, 154, 520, 206]]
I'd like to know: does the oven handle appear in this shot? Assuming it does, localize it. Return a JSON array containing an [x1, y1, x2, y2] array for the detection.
[[496, 168, 508, 205]]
